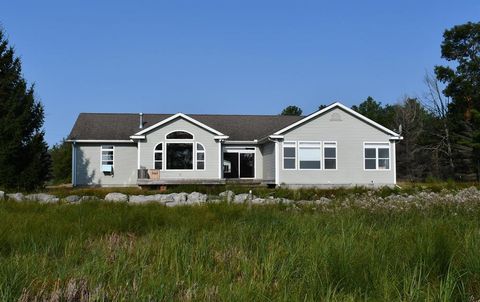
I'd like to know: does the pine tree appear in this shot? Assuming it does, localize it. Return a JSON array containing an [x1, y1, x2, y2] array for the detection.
[[49, 138, 72, 184], [0, 29, 51, 190]]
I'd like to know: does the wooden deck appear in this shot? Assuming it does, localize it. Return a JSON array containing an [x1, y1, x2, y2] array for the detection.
[[137, 178, 272, 186]]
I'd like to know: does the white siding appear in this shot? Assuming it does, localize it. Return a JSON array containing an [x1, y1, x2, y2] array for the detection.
[[261, 142, 275, 182], [279, 107, 396, 187]]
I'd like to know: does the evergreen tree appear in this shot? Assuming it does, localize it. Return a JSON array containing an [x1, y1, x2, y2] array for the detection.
[[435, 21, 480, 180], [0, 29, 50, 190], [49, 139, 72, 184], [351, 96, 395, 128], [280, 105, 303, 116]]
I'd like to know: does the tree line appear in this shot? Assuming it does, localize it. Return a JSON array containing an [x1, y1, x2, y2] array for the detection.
[[1, 22, 479, 190]]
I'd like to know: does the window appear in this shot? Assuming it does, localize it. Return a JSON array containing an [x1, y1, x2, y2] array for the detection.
[[166, 143, 193, 170], [154, 143, 163, 170], [324, 142, 337, 170], [196, 143, 205, 170], [298, 142, 321, 169], [283, 142, 296, 169], [364, 143, 390, 170], [101, 145, 114, 173], [166, 131, 193, 139]]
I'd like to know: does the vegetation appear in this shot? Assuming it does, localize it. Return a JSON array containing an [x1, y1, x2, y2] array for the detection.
[[49, 138, 72, 184], [0, 28, 50, 191], [0, 197, 479, 301], [280, 105, 303, 116]]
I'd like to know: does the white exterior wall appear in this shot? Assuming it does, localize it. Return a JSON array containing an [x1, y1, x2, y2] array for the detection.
[[75, 143, 138, 186], [261, 142, 275, 182], [279, 107, 396, 187]]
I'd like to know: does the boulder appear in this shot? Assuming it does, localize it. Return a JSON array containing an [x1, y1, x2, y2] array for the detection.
[[165, 201, 181, 207], [155, 194, 175, 203], [25, 193, 59, 203], [251, 198, 266, 204], [234, 193, 253, 204], [65, 195, 81, 203], [0, 191, 4, 201], [129, 195, 156, 204], [104, 192, 128, 202], [171, 192, 188, 203], [7, 193, 24, 202], [314, 197, 332, 205], [188, 192, 208, 204], [219, 190, 235, 202]]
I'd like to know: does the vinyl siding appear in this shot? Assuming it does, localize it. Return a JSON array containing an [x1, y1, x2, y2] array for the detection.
[[139, 117, 220, 179], [261, 142, 275, 181], [279, 107, 396, 187], [75, 143, 138, 186]]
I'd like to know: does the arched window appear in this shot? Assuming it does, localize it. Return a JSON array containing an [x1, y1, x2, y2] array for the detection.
[[196, 143, 205, 170], [154, 143, 163, 170], [166, 131, 193, 139]]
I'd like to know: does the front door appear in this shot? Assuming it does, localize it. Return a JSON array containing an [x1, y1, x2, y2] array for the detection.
[[223, 151, 255, 179]]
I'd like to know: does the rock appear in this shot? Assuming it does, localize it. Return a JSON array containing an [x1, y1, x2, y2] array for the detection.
[[79, 196, 100, 202], [7, 193, 24, 202], [251, 198, 266, 204], [219, 190, 235, 202], [0, 191, 4, 201], [234, 193, 252, 204], [25, 193, 59, 203], [187, 192, 208, 204], [104, 192, 128, 202], [129, 195, 156, 203], [314, 197, 332, 205], [165, 201, 180, 207], [65, 195, 81, 203], [171, 192, 188, 203], [155, 194, 175, 203]]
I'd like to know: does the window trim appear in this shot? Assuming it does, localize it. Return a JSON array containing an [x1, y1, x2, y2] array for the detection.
[[196, 143, 206, 170], [223, 147, 257, 179], [100, 145, 114, 173], [323, 141, 337, 171], [153, 142, 164, 170], [165, 130, 195, 140], [363, 142, 391, 171], [282, 141, 297, 170], [297, 141, 322, 170]]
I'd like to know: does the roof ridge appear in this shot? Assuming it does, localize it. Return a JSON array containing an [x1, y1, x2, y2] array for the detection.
[[78, 112, 305, 118]]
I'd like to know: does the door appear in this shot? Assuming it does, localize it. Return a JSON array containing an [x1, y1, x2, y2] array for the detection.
[[223, 152, 255, 179]]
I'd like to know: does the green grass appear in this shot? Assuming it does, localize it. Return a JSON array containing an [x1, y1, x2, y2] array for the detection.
[[1, 199, 480, 301]]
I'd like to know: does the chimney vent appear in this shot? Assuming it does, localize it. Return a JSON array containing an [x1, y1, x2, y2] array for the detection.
[[139, 113, 144, 129]]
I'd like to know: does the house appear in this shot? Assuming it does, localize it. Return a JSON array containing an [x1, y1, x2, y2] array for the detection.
[[67, 102, 402, 188]]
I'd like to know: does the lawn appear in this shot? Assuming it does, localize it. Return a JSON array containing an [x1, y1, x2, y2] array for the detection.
[[1, 196, 480, 301]]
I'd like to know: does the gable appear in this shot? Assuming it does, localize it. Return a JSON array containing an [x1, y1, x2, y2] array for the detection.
[[141, 116, 219, 141]]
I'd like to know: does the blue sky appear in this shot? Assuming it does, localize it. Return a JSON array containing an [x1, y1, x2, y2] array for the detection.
[[2, 0, 479, 146]]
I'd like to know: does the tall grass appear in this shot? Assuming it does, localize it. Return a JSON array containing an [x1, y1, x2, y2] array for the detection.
[[0, 200, 480, 300]]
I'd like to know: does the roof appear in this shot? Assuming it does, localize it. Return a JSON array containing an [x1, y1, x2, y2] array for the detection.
[[68, 113, 304, 141]]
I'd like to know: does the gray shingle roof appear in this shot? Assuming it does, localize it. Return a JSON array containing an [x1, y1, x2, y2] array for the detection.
[[68, 113, 304, 141]]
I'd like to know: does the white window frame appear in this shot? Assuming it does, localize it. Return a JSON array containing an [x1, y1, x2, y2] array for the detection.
[[222, 147, 257, 179], [165, 142, 195, 171], [282, 141, 297, 170], [153, 142, 164, 170], [298, 141, 322, 170], [196, 143, 206, 170], [363, 142, 391, 171], [101, 145, 114, 173], [323, 141, 337, 170]]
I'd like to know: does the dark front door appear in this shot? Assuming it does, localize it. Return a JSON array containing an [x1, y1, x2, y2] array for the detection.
[[223, 152, 255, 179], [223, 153, 239, 178]]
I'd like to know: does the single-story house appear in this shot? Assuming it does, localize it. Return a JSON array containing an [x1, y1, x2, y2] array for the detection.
[[67, 102, 402, 188]]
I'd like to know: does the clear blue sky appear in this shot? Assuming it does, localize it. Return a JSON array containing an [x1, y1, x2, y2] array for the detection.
[[2, 1, 479, 146]]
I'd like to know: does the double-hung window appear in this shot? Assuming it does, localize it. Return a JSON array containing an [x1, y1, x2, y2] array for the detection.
[[298, 142, 321, 169], [324, 142, 337, 170], [101, 145, 114, 173], [283, 142, 296, 169], [364, 143, 390, 170]]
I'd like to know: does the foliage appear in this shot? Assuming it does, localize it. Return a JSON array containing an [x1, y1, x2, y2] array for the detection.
[[1, 200, 480, 300], [280, 105, 303, 116], [49, 138, 72, 184], [0, 28, 50, 190], [351, 96, 395, 128]]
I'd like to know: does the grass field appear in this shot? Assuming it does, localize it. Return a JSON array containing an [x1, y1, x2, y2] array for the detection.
[[1, 194, 480, 301]]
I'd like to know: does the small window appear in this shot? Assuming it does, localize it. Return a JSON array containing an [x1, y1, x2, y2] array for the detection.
[[364, 143, 390, 170], [101, 145, 114, 173], [166, 131, 193, 139], [196, 143, 205, 170], [283, 142, 296, 170], [298, 142, 321, 170], [154, 143, 163, 170], [324, 142, 337, 170]]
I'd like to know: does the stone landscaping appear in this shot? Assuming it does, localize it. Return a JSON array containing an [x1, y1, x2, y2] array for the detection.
[[0, 187, 479, 209]]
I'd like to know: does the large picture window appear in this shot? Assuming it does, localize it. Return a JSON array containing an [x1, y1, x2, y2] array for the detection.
[[298, 142, 321, 170], [364, 143, 390, 170], [167, 143, 193, 170], [283, 142, 296, 170]]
